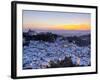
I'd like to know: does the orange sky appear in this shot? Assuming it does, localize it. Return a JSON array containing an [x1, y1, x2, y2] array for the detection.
[[55, 24, 90, 30], [23, 23, 90, 30]]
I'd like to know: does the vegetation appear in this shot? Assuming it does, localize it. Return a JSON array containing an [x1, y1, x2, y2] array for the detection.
[[23, 30, 90, 47], [67, 35, 90, 47], [47, 57, 76, 68]]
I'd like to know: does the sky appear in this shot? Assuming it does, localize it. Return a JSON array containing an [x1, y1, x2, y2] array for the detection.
[[23, 10, 91, 31]]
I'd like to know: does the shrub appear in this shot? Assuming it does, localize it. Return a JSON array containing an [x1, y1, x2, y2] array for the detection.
[[47, 57, 75, 68]]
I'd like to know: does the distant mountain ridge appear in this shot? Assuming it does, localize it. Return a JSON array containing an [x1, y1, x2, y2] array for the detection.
[[23, 29, 90, 37]]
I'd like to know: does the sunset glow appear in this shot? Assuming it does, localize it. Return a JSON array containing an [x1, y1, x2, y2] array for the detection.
[[23, 10, 91, 31], [55, 24, 90, 30]]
